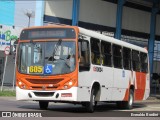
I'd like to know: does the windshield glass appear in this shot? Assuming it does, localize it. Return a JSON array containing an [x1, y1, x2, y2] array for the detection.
[[18, 41, 76, 75]]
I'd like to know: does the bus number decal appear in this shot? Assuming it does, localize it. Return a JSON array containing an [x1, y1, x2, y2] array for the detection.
[[93, 67, 103, 72], [28, 66, 43, 73]]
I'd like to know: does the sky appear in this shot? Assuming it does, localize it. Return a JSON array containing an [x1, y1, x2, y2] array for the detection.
[[0, 1, 36, 27], [14, 1, 36, 27]]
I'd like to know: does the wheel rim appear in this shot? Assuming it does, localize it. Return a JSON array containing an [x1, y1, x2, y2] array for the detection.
[[92, 94, 96, 106], [129, 93, 133, 106]]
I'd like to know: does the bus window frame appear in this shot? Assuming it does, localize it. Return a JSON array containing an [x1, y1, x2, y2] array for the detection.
[[123, 47, 131, 70], [140, 52, 148, 73], [132, 50, 140, 72], [112, 44, 123, 69], [101, 40, 112, 67], [78, 39, 90, 72], [90, 37, 101, 65]]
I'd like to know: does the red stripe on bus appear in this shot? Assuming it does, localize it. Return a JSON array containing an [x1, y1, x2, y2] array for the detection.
[[134, 72, 146, 100], [123, 80, 131, 101]]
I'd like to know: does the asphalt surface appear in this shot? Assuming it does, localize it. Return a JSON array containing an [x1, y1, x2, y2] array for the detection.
[[0, 97, 160, 119]]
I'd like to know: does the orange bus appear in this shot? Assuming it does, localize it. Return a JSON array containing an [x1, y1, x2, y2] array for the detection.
[[16, 25, 150, 112]]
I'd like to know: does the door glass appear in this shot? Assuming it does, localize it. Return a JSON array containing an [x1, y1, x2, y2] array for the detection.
[[78, 39, 90, 71]]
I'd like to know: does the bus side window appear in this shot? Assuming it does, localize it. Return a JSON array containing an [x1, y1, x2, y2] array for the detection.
[[132, 50, 140, 71], [78, 39, 90, 71], [90, 38, 101, 65], [113, 44, 122, 69], [101, 41, 112, 67], [123, 47, 131, 70], [140, 52, 148, 73]]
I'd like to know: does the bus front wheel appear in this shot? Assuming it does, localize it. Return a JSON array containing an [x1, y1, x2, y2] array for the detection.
[[85, 88, 96, 113], [39, 101, 49, 110]]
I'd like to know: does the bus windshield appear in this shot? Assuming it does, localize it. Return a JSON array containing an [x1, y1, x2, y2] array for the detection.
[[18, 41, 76, 75]]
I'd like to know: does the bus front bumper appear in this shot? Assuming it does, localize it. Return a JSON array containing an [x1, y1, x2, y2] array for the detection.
[[16, 87, 77, 102]]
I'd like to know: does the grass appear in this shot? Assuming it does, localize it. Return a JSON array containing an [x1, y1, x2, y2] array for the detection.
[[0, 90, 16, 97]]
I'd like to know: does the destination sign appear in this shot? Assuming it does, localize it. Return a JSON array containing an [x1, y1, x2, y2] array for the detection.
[[20, 28, 76, 40]]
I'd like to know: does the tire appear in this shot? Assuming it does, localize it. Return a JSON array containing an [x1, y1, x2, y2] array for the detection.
[[124, 89, 134, 109], [116, 89, 134, 109], [82, 102, 97, 107], [81, 102, 86, 107], [39, 101, 49, 110], [85, 88, 96, 113], [116, 101, 123, 109]]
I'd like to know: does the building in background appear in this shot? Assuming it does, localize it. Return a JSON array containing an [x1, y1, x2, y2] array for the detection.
[[43, 0, 160, 74], [43, 0, 160, 94], [0, 0, 15, 26], [0, 0, 36, 87]]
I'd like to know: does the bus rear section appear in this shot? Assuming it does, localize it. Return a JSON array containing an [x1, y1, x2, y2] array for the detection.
[[76, 27, 150, 112]]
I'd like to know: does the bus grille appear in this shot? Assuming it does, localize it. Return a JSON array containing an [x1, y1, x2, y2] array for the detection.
[[31, 85, 59, 90], [26, 79, 63, 90], [34, 92, 55, 97], [26, 79, 63, 84]]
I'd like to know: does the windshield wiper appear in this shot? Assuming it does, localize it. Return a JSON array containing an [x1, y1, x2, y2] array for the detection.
[[59, 57, 71, 68], [52, 39, 62, 62]]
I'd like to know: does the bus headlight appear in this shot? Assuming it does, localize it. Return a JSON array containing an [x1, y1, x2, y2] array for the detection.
[[18, 81, 22, 86], [63, 79, 76, 89], [17, 80, 27, 89], [68, 81, 73, 86]]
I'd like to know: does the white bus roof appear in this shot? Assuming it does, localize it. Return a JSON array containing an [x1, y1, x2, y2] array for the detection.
[[78, 27, 148, 53]]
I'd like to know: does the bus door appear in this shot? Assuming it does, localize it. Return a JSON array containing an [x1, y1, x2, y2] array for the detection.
[[77, 35, 91, 101]]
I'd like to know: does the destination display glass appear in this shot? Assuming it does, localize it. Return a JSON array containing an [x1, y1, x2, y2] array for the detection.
[[20, 28, 76, 40]]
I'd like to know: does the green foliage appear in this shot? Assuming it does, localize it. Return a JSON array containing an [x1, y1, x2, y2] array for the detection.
[[0, 91, 16, 96]]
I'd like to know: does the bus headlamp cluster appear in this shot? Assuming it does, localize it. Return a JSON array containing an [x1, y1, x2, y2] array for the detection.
[[17, 80, 27, 89], [63, 79, 76, 89]]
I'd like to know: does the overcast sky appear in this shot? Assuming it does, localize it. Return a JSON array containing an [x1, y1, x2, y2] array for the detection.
[[14, 1, 36, 27]]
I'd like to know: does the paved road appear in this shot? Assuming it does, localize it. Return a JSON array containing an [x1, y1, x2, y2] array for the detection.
[[0, 97, 160, 119]]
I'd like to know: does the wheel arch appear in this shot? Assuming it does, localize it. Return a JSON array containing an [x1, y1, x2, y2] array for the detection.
[[130, 85, 135, 92], [91, 81, 101, 101]]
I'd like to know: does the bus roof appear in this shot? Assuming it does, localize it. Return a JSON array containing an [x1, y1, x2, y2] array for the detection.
[[78, 27, 148, 53], [20, 25, 147, 53]]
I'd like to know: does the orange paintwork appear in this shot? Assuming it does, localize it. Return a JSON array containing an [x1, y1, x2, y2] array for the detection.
[[123, 80, 131, 101], [134, 72, 146, 100], [16, 25, 80, 90], [19, 39, 77, 43], [123, 71, 147, 101]]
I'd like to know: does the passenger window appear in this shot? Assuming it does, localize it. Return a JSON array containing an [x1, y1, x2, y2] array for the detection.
[[113, 44, 122, 69], [140, 53, 148, 73], [78, 39, 90, 71], [132, 50, 140, 71], [101, 41, 112, 67], [91, 38, 101, 65], [123, 47, 131, 70]]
